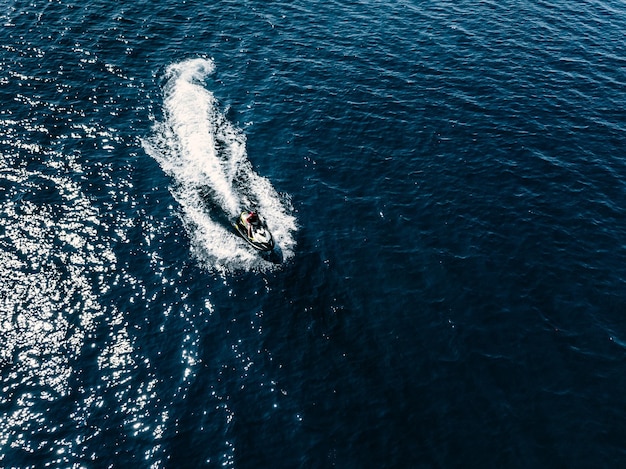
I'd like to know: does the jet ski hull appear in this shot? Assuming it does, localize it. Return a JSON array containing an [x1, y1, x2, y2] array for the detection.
[[233, 212, 275, 252]]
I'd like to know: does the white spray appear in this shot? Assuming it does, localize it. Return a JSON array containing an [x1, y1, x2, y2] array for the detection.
[[144, 58, 296, 272]]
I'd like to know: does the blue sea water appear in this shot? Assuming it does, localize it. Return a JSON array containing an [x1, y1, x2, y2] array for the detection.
[[1, 0, 626, 467]]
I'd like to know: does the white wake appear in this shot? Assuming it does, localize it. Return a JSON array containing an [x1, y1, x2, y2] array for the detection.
[[144, 58, 296, 272]]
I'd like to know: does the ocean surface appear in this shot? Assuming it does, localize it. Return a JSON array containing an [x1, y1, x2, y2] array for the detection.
[[1, 0, 626, 467]]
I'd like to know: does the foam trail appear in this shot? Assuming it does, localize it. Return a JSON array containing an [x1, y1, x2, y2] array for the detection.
[[144, 58, 297, 272]]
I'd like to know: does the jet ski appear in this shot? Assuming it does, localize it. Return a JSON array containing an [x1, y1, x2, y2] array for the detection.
[[233, 210, 275, 252]]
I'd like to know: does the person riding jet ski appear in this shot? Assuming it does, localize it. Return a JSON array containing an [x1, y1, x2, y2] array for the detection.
[[233, 209, 275, 252], [244, 210, 260, 238]]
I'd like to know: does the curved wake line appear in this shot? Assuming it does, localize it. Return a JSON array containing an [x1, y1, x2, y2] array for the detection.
[[144, 58, 297, 273]]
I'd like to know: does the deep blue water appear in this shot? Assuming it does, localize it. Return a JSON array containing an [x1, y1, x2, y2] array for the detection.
[[2, 0, 626, 467]]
